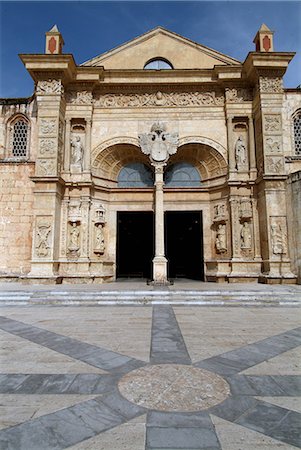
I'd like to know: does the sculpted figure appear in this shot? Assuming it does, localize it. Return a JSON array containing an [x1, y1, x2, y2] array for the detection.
[[240, 222, 252, 249], [216, 224, 227, 252], [271, 223, 287, 254], [95, 224, 105, 253], [36, 225, 51, 257], [71, 136, 83, 166], [68, 222, 80, 251], [235, 136, 247, 169]]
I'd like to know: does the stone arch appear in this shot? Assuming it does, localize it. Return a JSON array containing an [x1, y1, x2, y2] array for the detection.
[[178, 136, 227, 160], [169, 140, 228, 181], [92, 141, 151, 181], [91, 136, 140, 159]]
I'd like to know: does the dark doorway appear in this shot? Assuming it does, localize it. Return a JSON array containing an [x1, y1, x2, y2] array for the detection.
[[165, 211, 204, 280], [117, 212, 154, 278]]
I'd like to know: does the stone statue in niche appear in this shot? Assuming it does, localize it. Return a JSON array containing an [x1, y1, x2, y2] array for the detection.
[[240, 222, 252, 249], [71, 136, 84, 168], [235, 136, 247, 170], [271, 222, 287, 255], [68, 222, 80, 253], [36, 224, 51, 257], [94, 224, 105, 254], [216, 224, 227, 253]]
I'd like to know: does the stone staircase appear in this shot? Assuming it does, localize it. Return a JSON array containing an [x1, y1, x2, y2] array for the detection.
[[0, 287, 300, 306]]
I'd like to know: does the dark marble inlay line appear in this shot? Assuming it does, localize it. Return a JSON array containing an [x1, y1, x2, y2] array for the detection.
[[195, 326, 301, 375], [234, 399, 301, 449], [0, 316, 145, 374], [0, 390, 145, 450], [0, 373, 118, 395], [146, 411, 221, 449], [225, 375, 301, 397], [150, 306, 191, 365]]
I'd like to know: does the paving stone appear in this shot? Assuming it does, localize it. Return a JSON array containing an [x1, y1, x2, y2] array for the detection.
[[147, 411, 212, 428], [151, 306, 191, 365], [225, 375, 287, 396], [235, 400, 301, 448], [146, 426, 221, 449]]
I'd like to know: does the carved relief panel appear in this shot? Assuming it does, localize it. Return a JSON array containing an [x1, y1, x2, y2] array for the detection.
[[91, 201, 106, 256], [270, 216, 288, 255], [34, 217, 52, 258]]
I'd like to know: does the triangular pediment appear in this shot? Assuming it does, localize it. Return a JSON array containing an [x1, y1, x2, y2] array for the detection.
[[81, 27, 241, 70]]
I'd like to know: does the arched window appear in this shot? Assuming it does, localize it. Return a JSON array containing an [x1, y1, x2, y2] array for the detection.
[[8, 115, 30, 159], [293, 110, 301, 155], [144, 58, 173, 70], [165, 162, 201, 187], [118, 163, 154, 187]]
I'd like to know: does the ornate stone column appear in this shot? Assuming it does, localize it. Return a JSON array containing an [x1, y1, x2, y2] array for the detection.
[[139, 122, 178, 284], [248, 116, 257, 177], [153, 164, 167, 283], [84, 119, 91, 172], [64, 118, 71, 171]]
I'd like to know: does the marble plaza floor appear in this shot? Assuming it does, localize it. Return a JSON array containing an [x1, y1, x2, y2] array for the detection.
[[0, 301, 301, 449]]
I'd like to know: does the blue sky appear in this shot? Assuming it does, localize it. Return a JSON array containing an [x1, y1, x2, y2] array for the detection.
[[1, 1, 300, 97]]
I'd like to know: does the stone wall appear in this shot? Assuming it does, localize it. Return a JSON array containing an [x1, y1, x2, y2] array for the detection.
[[0, 163, 35, 276], [287, 170, 301, 283]]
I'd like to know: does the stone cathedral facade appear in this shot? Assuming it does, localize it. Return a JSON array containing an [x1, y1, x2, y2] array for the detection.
[[0, 25, 300, 284]]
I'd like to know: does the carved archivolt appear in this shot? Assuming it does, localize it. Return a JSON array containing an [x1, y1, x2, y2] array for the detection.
[[178, 136, 227, 160], [93, 143, 150, 181], [92, 136, 227, 182], [172, 143, 228, 180], [94, 90, 224, 108]]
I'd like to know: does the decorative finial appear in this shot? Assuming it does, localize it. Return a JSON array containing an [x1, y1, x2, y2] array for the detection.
[[45, 24, 64, 55], [253, 23, 274, 52]]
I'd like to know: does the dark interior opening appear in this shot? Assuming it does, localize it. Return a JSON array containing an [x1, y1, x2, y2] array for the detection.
[[117, 211, 154, 278], [165, 211, 204, 280]]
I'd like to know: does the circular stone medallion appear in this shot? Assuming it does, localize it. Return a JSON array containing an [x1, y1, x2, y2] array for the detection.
[[118, 364, 230, 412]]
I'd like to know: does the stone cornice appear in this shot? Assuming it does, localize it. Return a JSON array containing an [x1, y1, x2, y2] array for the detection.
[[19, 54, 77, 83], [243, 52, 295, 81]]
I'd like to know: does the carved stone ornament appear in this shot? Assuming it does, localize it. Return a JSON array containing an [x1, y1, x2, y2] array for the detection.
[[39, 139, 56, 155], [216, 223, 227, 253], [35, 220, 51, 257], [259, 77, 283, 93], [66, 90, 93, 105], [265, 156, 284, 174], [139, 122, 178, 164], [213, 204, 226, 222], [225, 88, 253, 102], [264, 115, 281, 133], [95, 90, 224, 108], [68, 200, 81, 222], [40, 119, 56, 135], [36, 79, 63, 95], [265, 136, 282, 154], [239, 198, 252, 219], [270, 218, 287, 255], [36, 159, 56, 176], [94, 205, 105, 224], [94, 223, 105, 254]]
